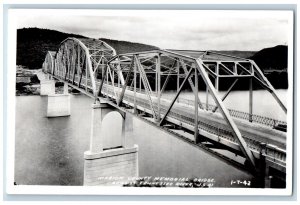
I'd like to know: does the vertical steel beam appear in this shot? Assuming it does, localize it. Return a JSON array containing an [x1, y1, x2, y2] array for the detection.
[[61, 51, 65, 79], [74, 46, 80, 85], [65, 45, 71, 81], [118, 67, 120, 91], [71, 46, 76, 84], [139, 72, 142, 92], [161, 72, 171, 93], [249, 77, 253, 122], [78, 54, 85, 88], [96, 63, 108, 97], [206, 86, 209, 111], [134, 58, 137, 113], [155, 57, 158, 95], [116, 59, 125, 85], [112, 68, 115, 86], [54, 59, 57, 76], [177, 60, 180, 93], [102, 59, 104, 81], [68, 46, 73, 81], [85, 56, 88, 92], [107, 66, 117, 97], [215, 62, 219, 91], [117, 59, 134, 106], [69, 44, 76, 84], [106, 66, 109, 97], [177, 59, 182, 103], [157, 54, 161, 120], [49, 52, 54, 75], [194, 68, 199, 143], [234, 62, 238, 74]]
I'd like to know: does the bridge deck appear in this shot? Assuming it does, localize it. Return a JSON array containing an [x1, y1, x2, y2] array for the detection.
[[101, 84, 286, 151]]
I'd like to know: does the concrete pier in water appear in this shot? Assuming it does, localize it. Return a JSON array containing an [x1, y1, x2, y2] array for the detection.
[[40, 78, 71, 117], [46, 82, 71, 117], [40, 80, 55, 96], [83, 101, 138, 186]]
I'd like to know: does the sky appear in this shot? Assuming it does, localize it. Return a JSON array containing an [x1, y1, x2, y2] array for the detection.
[[16, 10, 291, 51]]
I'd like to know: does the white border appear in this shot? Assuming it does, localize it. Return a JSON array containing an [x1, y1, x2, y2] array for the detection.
[[5, 9, 294, 196], [1, 0, 299, 4]]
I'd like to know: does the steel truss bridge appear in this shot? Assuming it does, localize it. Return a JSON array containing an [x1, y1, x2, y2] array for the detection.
[[43, 37, 287, 187]]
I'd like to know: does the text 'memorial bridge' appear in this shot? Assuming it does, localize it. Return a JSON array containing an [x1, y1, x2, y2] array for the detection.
[[42, 37, 287, 188]]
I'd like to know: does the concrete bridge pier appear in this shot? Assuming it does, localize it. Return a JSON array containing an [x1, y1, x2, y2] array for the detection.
[[84, 101, 138, 186], [40, 80, 55, 96], [46, 82, 71, 117]]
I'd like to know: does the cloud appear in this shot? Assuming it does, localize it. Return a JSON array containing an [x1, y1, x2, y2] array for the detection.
[[16, 10, 290, 51]]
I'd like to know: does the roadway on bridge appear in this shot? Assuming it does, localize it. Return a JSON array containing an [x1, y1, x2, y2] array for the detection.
[[101, 83, 286, 151]]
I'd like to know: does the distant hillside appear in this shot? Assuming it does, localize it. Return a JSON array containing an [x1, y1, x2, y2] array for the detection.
[[17, 28, 86, 69], [249, 45, 288, 71], [212, 50, 256, 59], [100, 38, 159, 54], [248, 45, 288, 89], [17, 28, 159, 69], [212, 46, 288, 70]]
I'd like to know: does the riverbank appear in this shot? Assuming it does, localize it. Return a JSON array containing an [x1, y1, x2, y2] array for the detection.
[[16, 66, 78, 95], [16, 65, 41, 96]]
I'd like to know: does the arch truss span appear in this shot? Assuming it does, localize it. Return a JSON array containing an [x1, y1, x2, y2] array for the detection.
[[44, 37, 117, 97]]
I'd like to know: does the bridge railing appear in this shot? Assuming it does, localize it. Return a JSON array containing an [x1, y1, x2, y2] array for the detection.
[[174, 97, 287, 129], [103, 80, 287, 129]]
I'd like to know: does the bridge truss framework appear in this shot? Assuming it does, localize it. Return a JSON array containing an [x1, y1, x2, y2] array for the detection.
[[42, 37, 287, 185]]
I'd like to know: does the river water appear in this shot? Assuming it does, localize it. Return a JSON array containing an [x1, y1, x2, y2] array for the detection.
[[14, 89, 287, 187], [162, 89, 287, 121]]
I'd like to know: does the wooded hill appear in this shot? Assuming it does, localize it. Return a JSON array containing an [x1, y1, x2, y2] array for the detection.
[[16, 27, 288, 89], [17, 28, 158, 69]]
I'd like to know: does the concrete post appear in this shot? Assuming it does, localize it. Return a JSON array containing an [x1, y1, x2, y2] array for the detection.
[[40, 80, 55, 96], [63, 82, 69, 94]]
